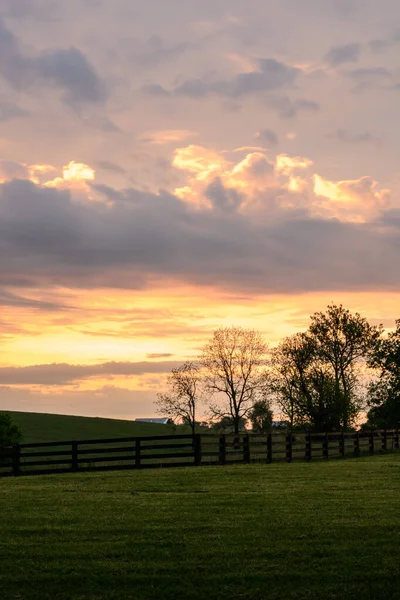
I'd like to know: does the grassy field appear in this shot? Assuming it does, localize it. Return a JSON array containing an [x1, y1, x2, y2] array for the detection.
[[5, 411, 187, 444], [1, 454, 400, 599]]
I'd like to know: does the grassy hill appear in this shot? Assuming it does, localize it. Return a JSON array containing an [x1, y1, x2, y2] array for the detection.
[[5, 411, 188, 444], [1, 454, 399, 599]]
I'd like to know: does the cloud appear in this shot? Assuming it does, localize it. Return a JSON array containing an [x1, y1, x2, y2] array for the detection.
[[266, 96, 320, 119], [139, 129, 198, 145], [0, 360, 182, 386], [144, 58, 299, 98], [0, 155, 397, 296], [0, 289, 74, 311], [314, 174, 390, 221], [96, 161, 127, 175], [324, 43, 361, 66], [146, 353, 174, 359], [330, 129, 378, 144], [0, 18, 106, 106], [255, 129, 279, 146]]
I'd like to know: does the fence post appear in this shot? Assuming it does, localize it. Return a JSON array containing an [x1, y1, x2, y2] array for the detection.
[[369, 431, 374, 454], [219, 434, 226, 465], [135, 439, 141, 469], [339, 431, 345, 458], [382, 430, 387, 452], [322, 432, 329, 460], [71, 442, 78, 472], [243, 434, 251, 463], [305, 432, 312, 461], [267, 433, 272, 463], [194, 434, 202, 466], [12, 444, 21, 476], [395, 430, 399, 451], [354, 432, 360, 456], [285, 434, 292, 463]]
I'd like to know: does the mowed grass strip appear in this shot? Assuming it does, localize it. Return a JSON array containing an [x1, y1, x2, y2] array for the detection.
[[1, 455, 400, 600]]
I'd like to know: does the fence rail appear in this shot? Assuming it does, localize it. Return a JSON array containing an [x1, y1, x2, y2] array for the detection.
[[0, 430, 399, 478]]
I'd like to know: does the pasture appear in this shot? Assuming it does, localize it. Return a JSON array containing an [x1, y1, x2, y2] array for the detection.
[[5, 411, 185, 444], [1, 454, 400, 599]]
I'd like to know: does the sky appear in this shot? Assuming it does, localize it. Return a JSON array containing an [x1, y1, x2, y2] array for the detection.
[[1, 0, 400, 420]]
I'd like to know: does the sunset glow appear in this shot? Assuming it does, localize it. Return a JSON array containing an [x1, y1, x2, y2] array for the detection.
[[1, 1, 399, 420]]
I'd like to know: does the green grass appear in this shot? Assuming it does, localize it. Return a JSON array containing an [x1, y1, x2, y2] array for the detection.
[[5, 411, 189, 444], [1, 454, 400, 599]]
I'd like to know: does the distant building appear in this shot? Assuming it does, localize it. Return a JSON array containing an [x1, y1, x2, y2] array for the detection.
[[135, 418, 171, 425]]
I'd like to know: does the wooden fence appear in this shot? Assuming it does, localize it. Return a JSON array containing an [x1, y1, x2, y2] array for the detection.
[[0, 430, 399, 478]]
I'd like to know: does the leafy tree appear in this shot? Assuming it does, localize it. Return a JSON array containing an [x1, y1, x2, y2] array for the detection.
[[248, 399, 273, 433], [0, 413, 23, 446], [366, 320, 400, 429], [211, 416, 247, 433], [308, 304, 381, 430], [270, 333, 344, 432], [156, 362, 202, 435], [200, 326, 269, 435]]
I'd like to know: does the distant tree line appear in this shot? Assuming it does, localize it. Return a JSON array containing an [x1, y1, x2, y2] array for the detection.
[[157, 304, 400, 434]]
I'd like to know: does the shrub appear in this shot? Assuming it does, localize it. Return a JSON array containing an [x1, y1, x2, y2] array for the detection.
[[0, 413, 23, 446]]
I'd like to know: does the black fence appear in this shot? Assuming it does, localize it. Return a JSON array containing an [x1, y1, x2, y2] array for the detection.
[[0, 430, 399, 478]]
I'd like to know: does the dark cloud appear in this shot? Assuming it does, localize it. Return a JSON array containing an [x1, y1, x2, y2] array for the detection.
[[0, 289, 74, 311], [324, 43, 361, 66], [0, 360, 182, 386], [266, 96, 320, 119], [96, 161, 127, 175], [0, 19, 106, 106], [330, 129, 378, 144], [0, 178, 399, 295], [143, 58, 299, 98], [205, 177, 243, 213], [255, 129, 279, 146], [146, 353, 174, 359]]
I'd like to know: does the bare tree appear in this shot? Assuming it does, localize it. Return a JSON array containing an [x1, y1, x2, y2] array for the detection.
[[200, 326, 269, 435], [156, 362, 202, 435]]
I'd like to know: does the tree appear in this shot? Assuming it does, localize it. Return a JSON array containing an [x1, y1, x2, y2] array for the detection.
[[0, 413, 23, 446], [155, 362, 202, 435], [270, 333, 343, 432], [200, 326, 269, 435], [248, 399, 273, 433], [308, 304, 381, 430], [211, 416, 248, 432], [366, 320, 400, 429]]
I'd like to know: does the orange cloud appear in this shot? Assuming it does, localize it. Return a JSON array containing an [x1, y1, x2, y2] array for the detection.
[[313, 174, 390, 221], [140, 129, 198, 145]]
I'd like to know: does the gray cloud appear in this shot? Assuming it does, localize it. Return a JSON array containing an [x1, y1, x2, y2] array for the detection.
[[266, 96, 320, 118], [144, 58, 299, 98], [146, 353, 174, 359], [324, 43, 361, 66], [255, 129, 279, 146], [331, 128, 378, 144], [0, 360, 182, 386], [0, 289, 74, 311], [0, 178, 399, 296], [0, 18, 106, 106], [96, 161, 127, 175]]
